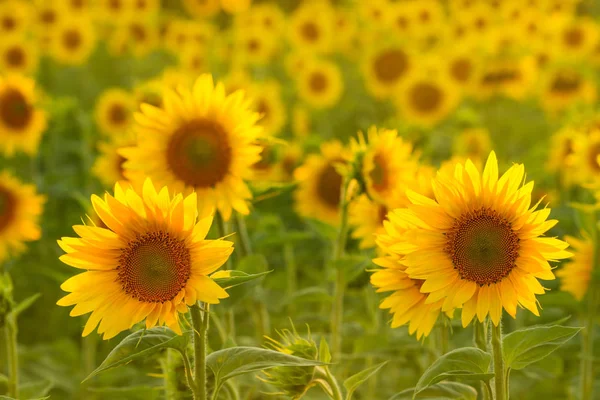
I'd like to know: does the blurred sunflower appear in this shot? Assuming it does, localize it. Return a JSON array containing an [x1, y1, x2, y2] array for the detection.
[[475, 57, 537, 101], [110, 21, 160, 58], [557, 234, 592, 301], [557, 17, 599, 59], [294, 140, 348, 226], [409, 0, 446, 40], [35, 2, 62, 48], [0, 1, 30, 38], [444, 49, 480, 95], [97, 0, 135, 22], [539, 68, 597, 114], [288, 2, 334, 54], [222, 68, 251, 95], [546, 128, 579, 184], [332, 9, 358, 56], [452, 128, 492, 163], [131, 0, 160, 18], [389, 3, 415, 38], [179, 48, 208, 76], [92, 135, 137, 188], [221, 0, 251, 14], [349, 194, 389, 249], [234, 26, 277, 66], [570, 130, 600, 185], [133, 79, 164, 109], [183, 0, 220, 18], [57, 179, 233, 339], [94, 88, 135, 137], [358, 0, 392, 27], [394, 71, 459, 127], [0, 75, 47, 157], [377, 152, 571, 327], [0, 39, 39, 76], [120, 74, 262, 221], [371, 254, 448, 340], [59, 0, 94, 15], [249, 81, 286, 137], [297, 60, 343, 110], [362, 45, 412, 99], [0, 171, 45, 263], [250, 2, 285, 33], [50, 17, 96, 65]]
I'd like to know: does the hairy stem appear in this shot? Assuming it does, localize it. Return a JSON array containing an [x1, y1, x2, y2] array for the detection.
[[4, 315, 18, 399], [491, 322, 507, 400]]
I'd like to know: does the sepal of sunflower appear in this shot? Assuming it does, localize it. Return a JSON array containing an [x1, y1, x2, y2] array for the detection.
[[260, 327, 319, 399]]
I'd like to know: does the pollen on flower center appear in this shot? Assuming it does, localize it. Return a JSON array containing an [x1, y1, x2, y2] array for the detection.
[[445, 207, 520, 286], [0, 88, 31, 130], [118, 231, 191, 303], [166, 119, 232, 188], [317, 162, 343, 208]]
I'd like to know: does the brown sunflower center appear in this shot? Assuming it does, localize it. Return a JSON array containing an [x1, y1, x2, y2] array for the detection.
[[130, 24, 146, 41], [482, 69, 519, 86], [410, 82, 443, 113], [378, 205, 388, 223], [118, 231, 191, 303], [40, 10, 55, 25], [0, 186, 16, 232], [0, 88, 31, 130], [317, 162, 343, 208], [247, 38, 260, 53], [445, 208, 519, 286], [300, 22, 319, 42], [369, 153, 389, 193], [309, 72, 328, 93], [108, 104, 128, 125], [166, 119, 232, 188], [373, 49, 409, 83], [71, 0, 84, 9], [5, 46, 25, 67], [109, 0, 122, 10], [1, 16, 15, 31], [551, 73, 581, 93], [63, 29, 82, 50], [587, 143, 600, 172], [450, 58, 472, 82], [564, 28, 583, 48]]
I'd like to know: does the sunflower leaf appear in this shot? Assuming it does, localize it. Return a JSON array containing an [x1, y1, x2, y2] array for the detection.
[[343, 361, 388, 400], [414, 347, 493, 397], [83, 327, 189, 383], [502, 325, 581, 370], [11, 293, 41, 318], [212, 270, 271, 289], [390, 382, 478, 400]]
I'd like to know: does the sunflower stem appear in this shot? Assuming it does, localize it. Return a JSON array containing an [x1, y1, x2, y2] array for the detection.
[[330, 176, 351, 360], [314, 366, 344, 400], [4, 313, 18, 399], [474, 320, 490, 400], [191, 303, 209, 400], [491, 322, 507, 400]]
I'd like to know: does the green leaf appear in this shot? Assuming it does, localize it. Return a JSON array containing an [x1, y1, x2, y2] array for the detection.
[[212, 270, 271, 289], [206, 346, 324, 390], [319, 336, 332, 363], [502, 325, 582, 370], [19, 379, 53, 399], [415, 347, 493, 396], [344, 361, 388, 400], [84, 327, 189, 382], [11, 293, 41, 318], [390, 382, 478, 400]]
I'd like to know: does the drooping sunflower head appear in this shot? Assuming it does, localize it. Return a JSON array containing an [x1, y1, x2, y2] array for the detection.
[[120, 74, 263, 222], [297, 59, 344, 110], [556, 234, 592, 302], [0, 171, 45, 263], [94, 88, 135, 137], [0, 75, 47, 157], [294, 140, 349, 226], [57, 179, 234, 339], [376, 152, 571, 327], [49, 17, 97, 65]]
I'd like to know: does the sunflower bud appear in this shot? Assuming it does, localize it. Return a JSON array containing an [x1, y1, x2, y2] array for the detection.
[[261, 327, 319, 399]]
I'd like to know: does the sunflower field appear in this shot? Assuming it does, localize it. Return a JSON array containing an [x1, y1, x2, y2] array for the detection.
[[5, 0, 600, 399]]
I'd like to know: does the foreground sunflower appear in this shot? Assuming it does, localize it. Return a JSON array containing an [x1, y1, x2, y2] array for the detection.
[[120, 74, 262, 221], [0, 75, 47, 157], [557, 234, 592, 301], [0, 171, 45, 263], [57, 179, 233, 339], [376, 152, 571, 327]]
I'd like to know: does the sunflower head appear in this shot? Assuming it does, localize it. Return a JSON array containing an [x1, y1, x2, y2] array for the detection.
[[57, 179, 234, 339], [557, 234, 592, 302]]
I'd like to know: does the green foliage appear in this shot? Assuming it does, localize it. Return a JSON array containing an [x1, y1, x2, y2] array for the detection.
[[212, 270, 271, 289], [391, 382, 478, 400], [343, 361, 388, 400]]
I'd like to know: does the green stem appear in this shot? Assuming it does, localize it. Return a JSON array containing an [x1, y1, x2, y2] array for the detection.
[[191, 303, 209, 400], [491, 322, 507, 400], [181, 350, 195, 397], [315, 367, 343, 400], [330, 176, 351, 359], [474, 320, 489, 400], [4, 315, 18, 399]]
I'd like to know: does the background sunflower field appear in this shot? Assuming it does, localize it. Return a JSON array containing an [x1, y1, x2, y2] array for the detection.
[[2, 0, 600, 399]]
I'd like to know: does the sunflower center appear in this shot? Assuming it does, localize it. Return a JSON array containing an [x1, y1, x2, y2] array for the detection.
[[166, 119, 232, 188], [5, 46, 25, 67], [587, 143, 600, 172], [551, 73, 580, 93], [247, 39, 260, 52], [446, 208, 519, 286], [130, 24, 146, 41], [40, 10, 56, 25], [369, 153, 389, 193], [378, 205, 388, 223], [317, 162, 343, 208], [564, 28, 583, 48], [410, 82, 443, 113], [450, 58, 472, 82], [108, 104, 127, 125], [71, 0, 84, 9], [0, 88, 31, 130], [63, 29, 82, 50], [309, 72, 328, 93], [300, 22, 319, 42], [118, 231, 191, 303], [109, 0, 122, 10], [373, 49, 408, 83], [0, 187, 16, 232], [1, 16, 15, 31]]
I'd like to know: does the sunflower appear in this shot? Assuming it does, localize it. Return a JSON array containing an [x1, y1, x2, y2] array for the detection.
[[57, 179, 234, 339], [50, 17, 96, 65], [389, 2, 415, 38], [539, 68, 597, 114], [351, 126, 419, 206], [0, 75, 47, 157], [332, 9, 358, 56], [0, 171, 45, 263], [0, 1, 30, 38], [444, 49, 480, 95], [0, 39, 39, 76], [452, 128, 492, 163], [475, 57, 537, 101], [546, 128, 580, 185], [557, 17, 599, 59], [233, 26, 277, 66], [297, 60, 344, 110], [35, 2, 62, 48], [250, 2, 285, 33], [94, 88, 135, 137], [110, 21, 160, 58], [179, 48, 208, 76], [288, 2, 334, 54], [133, 79, 164, 109], [362, 44, 412, 99], [349, 194, 389, 249], [221, 0, 251, 14], [557, 234, 592, 302], [371, 254, 448, 340], [92, 135, 137, 188], [183, 0, 220, 18], [97, 0, 135, 22], [120, 74, 262, 222], [569, 130, 600, 185], [248, 81, 286, 137], [394, 70, 459, 128], [376, 152, 571, 327], [130, 0, 161, 18], [357, 0, 392, 27]]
